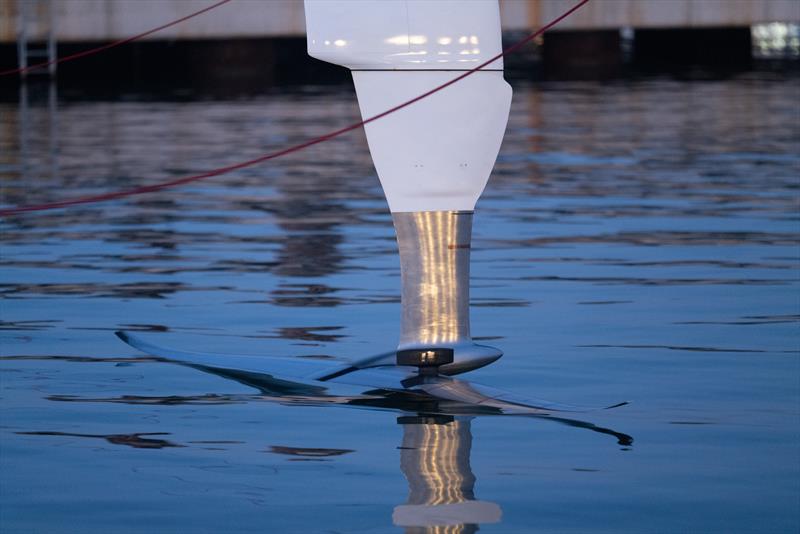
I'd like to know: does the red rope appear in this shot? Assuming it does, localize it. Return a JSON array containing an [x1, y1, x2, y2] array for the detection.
[[0, 0, 234, 77], [1, 0, 590, 216]]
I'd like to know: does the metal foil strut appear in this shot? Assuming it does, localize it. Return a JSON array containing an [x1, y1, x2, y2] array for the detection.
[[393, 211, 473, 350], [392, 211, 502, 373]]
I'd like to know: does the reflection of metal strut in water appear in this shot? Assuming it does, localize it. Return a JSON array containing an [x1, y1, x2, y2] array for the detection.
[[394, 416, 501, 533]]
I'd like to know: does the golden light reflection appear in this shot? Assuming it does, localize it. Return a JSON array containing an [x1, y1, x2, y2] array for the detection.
[[394, 211, 471, 349], [395, 418, 501, 532], [414, 422, 469, 505]]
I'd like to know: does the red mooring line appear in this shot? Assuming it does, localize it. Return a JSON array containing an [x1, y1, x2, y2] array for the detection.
[[0, 0, 590, 217], [0, 0, 234, 77]]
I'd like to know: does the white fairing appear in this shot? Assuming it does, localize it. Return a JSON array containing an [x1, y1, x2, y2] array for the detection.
[[304, 0, 511, 213], [305, 0, 504, 70], [354, 71, 510, 212]]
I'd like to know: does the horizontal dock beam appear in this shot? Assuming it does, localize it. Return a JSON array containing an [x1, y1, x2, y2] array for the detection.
[[1, 0, 798, 44]]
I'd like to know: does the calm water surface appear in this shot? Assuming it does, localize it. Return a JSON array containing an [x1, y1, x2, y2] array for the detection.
[[1, 78, 799, 533]]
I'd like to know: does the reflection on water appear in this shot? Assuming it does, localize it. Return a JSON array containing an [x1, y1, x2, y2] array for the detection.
[[2, 80, 798, 302], [268, 445, 354, 459], [394, 416, 500, 533], [268, 172, 347, 279], [16, 431, 184, 449], [6, 356, 633, 445], [1, 77, 799, 533], [9, 350, 631, 531]]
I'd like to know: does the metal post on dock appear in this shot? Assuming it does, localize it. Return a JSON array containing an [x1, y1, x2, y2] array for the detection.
[[16, 0, 57, 79]]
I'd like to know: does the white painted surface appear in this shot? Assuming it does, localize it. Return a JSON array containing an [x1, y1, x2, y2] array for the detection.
[[306, 0, 511, 213], [305, 0, 503, 70], [352, 71, 511, 212]]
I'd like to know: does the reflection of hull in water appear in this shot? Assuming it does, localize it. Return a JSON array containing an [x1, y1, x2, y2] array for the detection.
[[116, 331, 633, 446]]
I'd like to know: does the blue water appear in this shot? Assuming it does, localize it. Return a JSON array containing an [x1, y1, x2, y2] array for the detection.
[[1, 77, 799, 533]]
